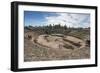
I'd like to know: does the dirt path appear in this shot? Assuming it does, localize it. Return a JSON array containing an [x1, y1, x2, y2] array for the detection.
[[33, 34, 86, 50]]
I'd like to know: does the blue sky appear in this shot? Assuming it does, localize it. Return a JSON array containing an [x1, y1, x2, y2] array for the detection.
[[24, 11, 90, 28]]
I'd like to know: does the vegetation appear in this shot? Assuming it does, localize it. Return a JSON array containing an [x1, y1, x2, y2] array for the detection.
[[85, 40, 90, 47], [25, 24, 90, 37], [24, 24, 90, 61], [68, 29, 90, 39]]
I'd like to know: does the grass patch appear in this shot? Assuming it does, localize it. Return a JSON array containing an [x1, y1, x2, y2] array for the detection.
[[68, 30, 90, 39]]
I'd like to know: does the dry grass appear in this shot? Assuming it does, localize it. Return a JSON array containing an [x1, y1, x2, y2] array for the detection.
[[24, 32, 90, 62]]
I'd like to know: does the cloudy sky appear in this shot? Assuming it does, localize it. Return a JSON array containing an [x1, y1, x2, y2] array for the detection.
[[24, 11, 90, 28]]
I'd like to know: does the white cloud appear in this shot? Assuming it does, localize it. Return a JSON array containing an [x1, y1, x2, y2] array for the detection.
[[44, 13, 90, 28]]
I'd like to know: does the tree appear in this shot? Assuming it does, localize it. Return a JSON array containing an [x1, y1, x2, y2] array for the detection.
[[64, 24, 67, 30]]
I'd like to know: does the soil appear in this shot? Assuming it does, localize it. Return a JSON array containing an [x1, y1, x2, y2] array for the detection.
[[24, 33, 90, 62]]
